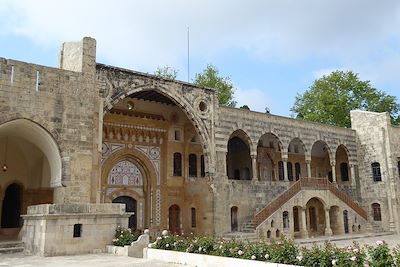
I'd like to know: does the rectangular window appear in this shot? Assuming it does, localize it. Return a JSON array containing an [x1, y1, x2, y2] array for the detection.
[[174, 130, 181, 141], [191, 208, 196, 228], [73, 224, 82, 238]]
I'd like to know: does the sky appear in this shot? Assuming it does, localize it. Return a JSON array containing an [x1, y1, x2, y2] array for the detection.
[[0, 0, 399, 117]]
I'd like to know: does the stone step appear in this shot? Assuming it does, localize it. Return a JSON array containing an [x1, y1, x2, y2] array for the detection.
[[0, 241, 24, 254], [222, 232, 258, 242], [0, 246, 24, 254]]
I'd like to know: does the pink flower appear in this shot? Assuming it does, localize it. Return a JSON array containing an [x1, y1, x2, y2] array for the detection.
[[376, 240, 384, 246], [353, 248, 359, 253], [251, 255, 256, 260], [238, 250, 244, 256]]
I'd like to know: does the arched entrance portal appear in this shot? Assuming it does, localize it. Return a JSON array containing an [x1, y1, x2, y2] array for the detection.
[[306, 198, 325, 237], [231, 206, 238, 231], [1, 183, 22, 228], [112, 196, 137, 230], [169, 204, 181, 234]]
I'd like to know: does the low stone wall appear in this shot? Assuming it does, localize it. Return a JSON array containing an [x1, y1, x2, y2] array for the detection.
[[21, 203, 130, 256], [106, 230, 150, 258], [144, 248, 301, 267]]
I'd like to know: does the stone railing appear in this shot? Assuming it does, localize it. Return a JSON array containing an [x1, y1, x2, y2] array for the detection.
[[253, 177, 367, 227]]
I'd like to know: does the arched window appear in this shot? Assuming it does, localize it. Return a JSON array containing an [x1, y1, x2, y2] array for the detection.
[[287, 162, 293, 181], [191, 207, 197, 228], [278, 161, 284, 180], [200, 155, 205, 177], [340, 162, 349, 181], [283, 211, 289, 228], [371, 162, 382, 182], [295, 163, 301, 180], [372, 203, 381, 221], [173, 152, 182, 176], [189, 154, 197, 177]]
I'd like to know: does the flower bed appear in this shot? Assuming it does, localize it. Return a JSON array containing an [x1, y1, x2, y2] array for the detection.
[[148, 233, 400, 267], [112, 226, 141, 246]]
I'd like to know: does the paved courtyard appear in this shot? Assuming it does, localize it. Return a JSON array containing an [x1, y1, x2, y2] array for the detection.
[[0, 253, 189, 267]]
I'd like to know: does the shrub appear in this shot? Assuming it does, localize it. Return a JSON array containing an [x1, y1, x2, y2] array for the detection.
[[367, 240, 394, 267], [112, 226, 141, 246]]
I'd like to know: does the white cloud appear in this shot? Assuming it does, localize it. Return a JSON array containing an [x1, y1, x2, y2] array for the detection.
[[1, 0, 400, 71], [234, 87, 273, 113]]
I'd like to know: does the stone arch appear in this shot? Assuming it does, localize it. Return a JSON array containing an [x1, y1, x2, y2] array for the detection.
[[227, 130, 253, 180], [228, 129, 253, 153], [336, 144, 351, 183], [104, 85, 213, 174], [310, 140, 332, 179], [0, 118, 62, 188]]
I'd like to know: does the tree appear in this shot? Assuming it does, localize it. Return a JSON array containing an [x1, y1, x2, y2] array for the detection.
[[240, 105, 250, 110], [154, 66, 178, 80], [194, 64, 236, 106], [291, 70, 400, 127]]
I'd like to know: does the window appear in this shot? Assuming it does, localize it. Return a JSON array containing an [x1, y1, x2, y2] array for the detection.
[[73, 224, 82, 238], [191, 207, 197, 228], [287, 162, 293, 181], [372, 203, 382, 221], [278, 161, 284, 180], [174, 130, 181, 141], [173, 152, 182, 176], [283, 211, 289, 228], [295, 163, 301, 180], [200, 155, 205, 177], [340, 162, 349, 181], [189, 154, 197, 177], [243, 167, 251, 180], [398, 161, 400, 179], [371, 162, 382, 182]]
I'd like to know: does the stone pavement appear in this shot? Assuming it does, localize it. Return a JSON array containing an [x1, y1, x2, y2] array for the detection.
[[0, 253, 189, 267]]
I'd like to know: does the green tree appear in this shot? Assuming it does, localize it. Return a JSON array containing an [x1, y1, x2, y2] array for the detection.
[[291, 70, 400, 127], [194, 64, 236, 106], [154, 66, 178, 80], [240, 105, 250, 110]]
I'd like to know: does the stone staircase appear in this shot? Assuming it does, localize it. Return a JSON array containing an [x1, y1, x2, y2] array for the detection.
[[222, 217, 258, 242], [0, 240, 24, 254]]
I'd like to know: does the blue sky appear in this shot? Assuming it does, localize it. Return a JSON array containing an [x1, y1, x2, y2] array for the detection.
[[1, 0, 399, 117]]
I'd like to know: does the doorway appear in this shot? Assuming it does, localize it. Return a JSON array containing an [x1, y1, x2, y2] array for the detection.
[[169, 204, 181, 234], [1, 183, 22, 228], [112, 196, 137, 230]]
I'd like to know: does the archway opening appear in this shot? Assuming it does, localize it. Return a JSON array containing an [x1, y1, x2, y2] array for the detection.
[[336, 145, 350, 185], [306, 198, 325, 237], [343, 210, 349, 234], [288, 138, 306, 180], [227, 131, 252, 180], [113, 196, 137, 230], [311, 141, 331, 179], [1, 183, 22, 228], [169, 204, 181, 234], [257, 133, 282, 181]]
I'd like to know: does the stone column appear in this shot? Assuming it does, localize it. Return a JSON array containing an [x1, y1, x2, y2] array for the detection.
[[325, 208, 333, 236], [350, 164, 356, 188], [251, 154, 258, 180], [331, 162, 337, 184], [283, 159, 288, 182], [300, 207, 308, 238], [306, 160, 311, 178]]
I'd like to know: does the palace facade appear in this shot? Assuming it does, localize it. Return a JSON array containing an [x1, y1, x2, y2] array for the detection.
[[0, 38, 399, 255]]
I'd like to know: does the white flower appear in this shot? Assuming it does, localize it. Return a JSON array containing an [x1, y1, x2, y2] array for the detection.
[[353, 248, 359, 253], [198, 246, 202, 252], [296, 255, 303, 261], [166, 243, 170, 248], [162, 230, 169, 236], [264, 254, 269, 259], [147, 244, 153, 248], [347, 246, 353, 251], [376, 240, 384, 246], [238, 250, 244, 256], [251, 255, 256, 260], [332, 259, 338, 265], [156, 237, 162, 241], [350, 256, 357, 261]]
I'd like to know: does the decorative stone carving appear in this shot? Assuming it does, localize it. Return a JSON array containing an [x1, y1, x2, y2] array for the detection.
[[107, 160, 143, 186]]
